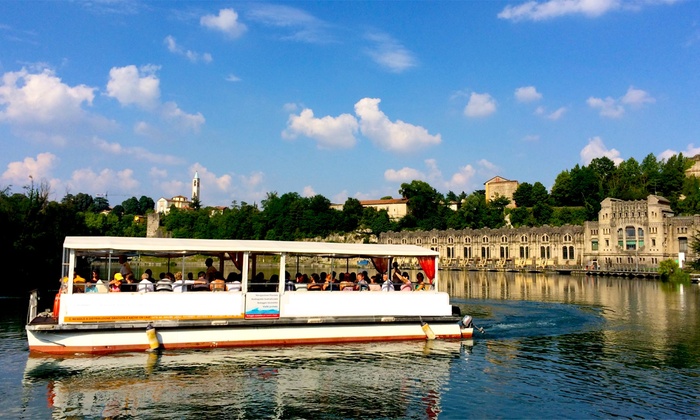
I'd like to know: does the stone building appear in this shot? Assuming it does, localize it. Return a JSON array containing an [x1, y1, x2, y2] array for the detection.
[[484, 176, 518, 208], [331, 198, 408, 221], [380, 195, 699, 270]]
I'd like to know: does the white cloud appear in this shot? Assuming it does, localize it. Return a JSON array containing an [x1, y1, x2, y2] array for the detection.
[[355, 97, 441, 152], [0, 68, 95, 124], [447, 164, 477, 190], [93, 138, 184, 165], [464, 92, 497, 118], [134, 121, 160, 138], [107, 65, 205, 131], [247, 4, 330, 44], [302, 185, 316, 197], [162, 101, 205, 131], [547, 106, 567, 120], [164, 35, 212, 63], [514, 86, 542, 102], [225, 74, 241, 82], [149, 167, 168, 178], [364, 32, 417, 73], [587, 96, 624, 118], [580, 136, 623, 165], [282, 108, 359, 149], [498, 0, 621, 22], [621, 86, 655, 106], [384, 167, 425, 183], [659, 144, 700, 161], [190, 163, 232, 192], [67, 168, 139, 194], [1, 152, 58, 186], [106, 65, 160, 109], [201, 8, 247, 38], [588, 86, 653, 118]]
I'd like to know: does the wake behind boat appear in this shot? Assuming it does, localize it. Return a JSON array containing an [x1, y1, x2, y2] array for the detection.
[[26, 236, 479, 354]]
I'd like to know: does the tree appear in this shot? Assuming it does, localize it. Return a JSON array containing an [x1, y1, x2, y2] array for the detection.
[[399, 180, 445, 230], [658, 259, 689, 283], [531, 182, 550, 205], [550, 170, 574, 206], [512, 182, 534, 207], [138, 195, 155, 214], [121, 197, 140, 215], [341, 197, 363, 232], [90, 196, 110, 213]]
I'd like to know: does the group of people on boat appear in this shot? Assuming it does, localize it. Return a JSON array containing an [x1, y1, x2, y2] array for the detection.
[[65, 257, 432, 294]]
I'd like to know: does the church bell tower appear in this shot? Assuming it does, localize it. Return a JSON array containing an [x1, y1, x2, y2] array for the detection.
[[192, 171, 200, 201]]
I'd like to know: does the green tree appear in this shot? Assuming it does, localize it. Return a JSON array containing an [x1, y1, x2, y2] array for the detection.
[[512, 182, 534, 207], [341, 197, 363, 232], [399, 180, 445, 230], [121, 197, 140, 215], [658, 259, 690, 283], [138, 195, 155, 214]]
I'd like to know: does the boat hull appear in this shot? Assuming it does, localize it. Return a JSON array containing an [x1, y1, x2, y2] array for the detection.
[[28, 320, 472, 354]]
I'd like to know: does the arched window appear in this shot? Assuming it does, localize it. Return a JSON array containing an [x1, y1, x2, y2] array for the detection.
[[482, 236, 489, 244], [563, 234, 572, 242], [542, 234, 549, 243], [464, 237, 471, 244], [562, 246, 568, 260], [448, 237, 454, 244], [431, 237, 437, 244], [501, 235, 508, 243], [416, 238, 422, 245], [569, 246, 575, 260], [520, 235, 528, 243], [401, 238, 407, 244]]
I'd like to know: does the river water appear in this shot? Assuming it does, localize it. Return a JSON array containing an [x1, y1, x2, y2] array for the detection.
[[2, 272, 699, 419]]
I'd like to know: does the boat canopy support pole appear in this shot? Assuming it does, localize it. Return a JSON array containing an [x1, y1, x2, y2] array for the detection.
[[241, 252, 250, 291], [279, 253, 286, 292]]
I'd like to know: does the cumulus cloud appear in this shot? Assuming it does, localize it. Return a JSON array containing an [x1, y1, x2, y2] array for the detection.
[[282, 108, 359, 149], [93, 138, 184, 165], [162, 101, 205, 131], [1, 152, 58, 186], [514, 86, 542, 102], [106, 65, 160, 109], [384, 167, 425, 183], [464, 92, 497, 118], [68, 167, 139, 194], [621, 86, 656, 106], [498, 0, 621, 22], [587, 86, 654, 118], [302, 186, 316, 197], [580, 136, 623, 165], [200, 8, 247, 38], [107, 65, 205, 131], [355, 98, 441, 152], [164, 35, 212, 63], [0, 68, 95, 124], [190, 163, 232, 192], [364, 32, 417, 73], [659, 144, 700, 161], [225, 74, 241, 82]]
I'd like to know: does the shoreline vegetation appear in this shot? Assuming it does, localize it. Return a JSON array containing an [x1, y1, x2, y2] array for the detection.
[[2, 153, 699, 295]]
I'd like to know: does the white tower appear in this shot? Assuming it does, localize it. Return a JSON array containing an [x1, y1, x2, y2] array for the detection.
[[192, 171, 200, 201]]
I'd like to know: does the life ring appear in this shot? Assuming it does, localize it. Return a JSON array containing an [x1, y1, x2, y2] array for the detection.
[[52, 292, 61, 320]]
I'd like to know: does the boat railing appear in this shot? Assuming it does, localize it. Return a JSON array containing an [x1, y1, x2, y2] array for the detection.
[[27, 289, 38, 324]]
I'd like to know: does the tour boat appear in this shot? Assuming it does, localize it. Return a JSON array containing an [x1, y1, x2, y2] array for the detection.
[[26, 236, 478, 354]]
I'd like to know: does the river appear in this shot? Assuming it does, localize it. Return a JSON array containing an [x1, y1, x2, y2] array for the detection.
[[2, 272, 699, 419]]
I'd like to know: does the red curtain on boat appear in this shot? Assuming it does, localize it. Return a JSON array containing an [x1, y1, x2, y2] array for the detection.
[[228, 252, 244, 271], [371, 257, 388, 274], [418, 256, 436, 282]]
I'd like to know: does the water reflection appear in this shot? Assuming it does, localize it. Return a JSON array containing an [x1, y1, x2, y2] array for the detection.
[[443, 271, 700, 371], [23, 341, 472, 419]]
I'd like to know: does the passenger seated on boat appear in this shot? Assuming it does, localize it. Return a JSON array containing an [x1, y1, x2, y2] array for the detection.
[[356, 272, 369, 291], [381, 273, 394, 292], [155, 273, 173, 292], [71, 270, 86, 293], [139, 273, 154, 292], [368, 275, 382, 291], [267, 274, 280, 292], [109, 273, 123, 292], [294, 273, 308, 291], [400, 272, 413, 291], [339, 272, 354, 291], [210, 272, 226, 292], [226, 273, 242, 291], [307, 273, 322, 291], [172, 271, 186, 292], [192, 271, 209, 291], [284, 271, 296, 291], [414, 272, 428, 291]]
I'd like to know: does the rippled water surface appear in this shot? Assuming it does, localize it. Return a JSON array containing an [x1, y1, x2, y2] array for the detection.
[[3, 273, 700, 419]]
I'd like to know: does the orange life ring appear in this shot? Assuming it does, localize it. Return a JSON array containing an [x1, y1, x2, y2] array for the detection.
[[52, 292, 61, 320]]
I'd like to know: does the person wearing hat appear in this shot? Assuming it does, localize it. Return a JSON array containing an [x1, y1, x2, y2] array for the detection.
[[109, 273, 123, 292]]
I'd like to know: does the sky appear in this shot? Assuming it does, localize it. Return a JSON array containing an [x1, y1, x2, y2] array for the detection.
[[1, 0, 700, 207]]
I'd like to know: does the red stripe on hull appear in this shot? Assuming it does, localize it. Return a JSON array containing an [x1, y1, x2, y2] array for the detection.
[[29, 333, 464, 355]]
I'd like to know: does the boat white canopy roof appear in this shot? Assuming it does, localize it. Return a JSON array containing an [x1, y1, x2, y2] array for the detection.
[[64, 236, 438, 259]]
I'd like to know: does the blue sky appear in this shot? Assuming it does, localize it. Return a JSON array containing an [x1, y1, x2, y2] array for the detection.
[[1, 0, 699, 207]]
